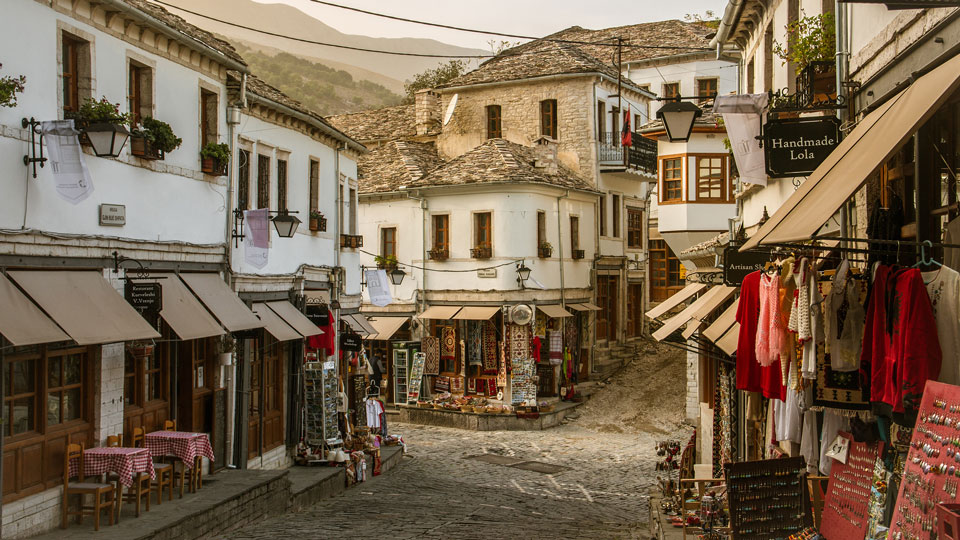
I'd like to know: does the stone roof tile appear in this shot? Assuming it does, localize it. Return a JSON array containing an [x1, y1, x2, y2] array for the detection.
[[124, 0, 246, 66], [357, 141, 443, 194], [327, 105, 418, 143]]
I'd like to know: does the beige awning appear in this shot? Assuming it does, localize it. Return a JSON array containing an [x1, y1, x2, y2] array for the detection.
[[652, 286, 730, 342], [152, 273, 224, 341], [703, 299, 740, 344], [417, 305, 462, 320], [645, 283, 707, 319], [453, 306, 501, 320], [682, 321, 701, 340], [7, 271, 160, 345], [577, 302, 602, 311], [716, 324, 740, 356], [343, 313, 377, 336], [178, 273, 263, 332], [0, 274, 70, 346], [742, 52, 960, 251], [689, 286, 737, 324], [253, 303, 301, 341], [538, 305, 573, 318], [266, 301, 323, 337], [366, 316, 409, 340], [566, 303, 590, 312]]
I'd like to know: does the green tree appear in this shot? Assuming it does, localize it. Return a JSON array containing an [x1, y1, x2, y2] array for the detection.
[[403, 60, 468, 104]]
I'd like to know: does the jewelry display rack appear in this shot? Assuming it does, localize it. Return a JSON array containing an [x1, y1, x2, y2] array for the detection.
[[820, 432, 883, 539], [724, 456, 808, 539]]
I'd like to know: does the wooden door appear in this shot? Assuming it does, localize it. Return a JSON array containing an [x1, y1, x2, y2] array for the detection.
[[247, 337, 284, 460]]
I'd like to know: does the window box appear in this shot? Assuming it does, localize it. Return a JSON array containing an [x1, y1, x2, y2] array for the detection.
[[538, 245, 553, 258], [428, 248, 449, 261], [340, 234, 363, 249], [130, 135, 164, 161], [799, 61, 837, 106], [471, 246, 492, 259], [572, 249, 585, 260], [375, 255, 398, 271], [309, 213, 327, 232], [201, 157, 227, 176]]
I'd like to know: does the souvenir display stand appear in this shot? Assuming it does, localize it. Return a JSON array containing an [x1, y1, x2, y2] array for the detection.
[[725, 456, 807, 539], [820, 432, 883, 540], [890, 381, 960, 540]]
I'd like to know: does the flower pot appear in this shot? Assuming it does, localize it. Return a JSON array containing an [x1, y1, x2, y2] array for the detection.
[[309, 217, 320, 231], [126, 343, 154, 358], [428, 248, 449, 261], [201, 157, 227, 176], [538, 246, 553, 258], [219, 352, 233, 366], [131, 135, 164, 160]]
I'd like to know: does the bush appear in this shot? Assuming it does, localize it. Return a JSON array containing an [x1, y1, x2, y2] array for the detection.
[[200, 142, 230, 164], [134, 117, 182, 153]]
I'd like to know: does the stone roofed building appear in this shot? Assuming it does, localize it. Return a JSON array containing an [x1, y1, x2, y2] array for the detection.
[[328, 103, 420, 145], [356, 140, 444, 194]]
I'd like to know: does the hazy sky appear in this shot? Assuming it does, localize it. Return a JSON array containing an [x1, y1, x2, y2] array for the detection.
[[256, 0, 726, 50]]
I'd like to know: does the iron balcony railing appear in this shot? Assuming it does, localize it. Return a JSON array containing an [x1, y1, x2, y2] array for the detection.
[[598, 131, 624, 163], [598, 131, 658, 177]]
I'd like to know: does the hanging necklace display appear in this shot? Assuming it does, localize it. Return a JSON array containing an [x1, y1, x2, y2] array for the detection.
[[820, 432, 883, 539]]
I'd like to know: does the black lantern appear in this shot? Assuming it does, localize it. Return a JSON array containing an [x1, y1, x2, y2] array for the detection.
[[389, 267, 406, 285], [657, 101, 702, 142], [516, 261, 532, 282], [84, 122, 130, 158], [271, 211, 301, 238]]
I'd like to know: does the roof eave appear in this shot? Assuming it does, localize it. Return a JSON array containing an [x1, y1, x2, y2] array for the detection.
[[245, 92, 367, 153], [400, 180, 600, 196]]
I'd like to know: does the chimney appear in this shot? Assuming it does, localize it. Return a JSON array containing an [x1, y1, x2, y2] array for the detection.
[[415, 89, 440, 136], [533, 136, 558, 175]]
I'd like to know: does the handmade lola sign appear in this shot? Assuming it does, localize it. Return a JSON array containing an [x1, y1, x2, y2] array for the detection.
[[763, 116, 840, 178]]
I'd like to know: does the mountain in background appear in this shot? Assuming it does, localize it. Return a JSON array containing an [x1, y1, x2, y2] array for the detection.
[[161, 0, 489, 85]]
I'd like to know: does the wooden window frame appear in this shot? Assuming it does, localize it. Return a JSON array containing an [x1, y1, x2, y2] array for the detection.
[[627, 207, 643, 248], [627, 283, 643, 337], [537, 211, 546, 247], [237, 149, 251, 211], [309, 159, 320, 217], [61, 33, 90, 114], [596, 275, 618, 341], [475, 212, 492, 249], [486, 105, 502, 139], [432, 214, 449, 252], [128, 63, 144, 128], [257, 153, 270, 210], [662, 82, 680, 100], [597, 100, 606, 141], [200, 89, 218, 148], [694, 154, 728, 202], [381, 227, 397, 258], [570, 215, 580, 252], [599, 195, 607, 237], [697, 78, 718, 104], [660, 155, 684, 203], [649, 239, 683, 302], [611, 194, 621, 238], [540, 99, 558, 139], [277, 158, 288, 212]]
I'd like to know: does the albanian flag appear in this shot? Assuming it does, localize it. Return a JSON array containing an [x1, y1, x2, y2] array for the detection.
[[621, 105, 632, 147]]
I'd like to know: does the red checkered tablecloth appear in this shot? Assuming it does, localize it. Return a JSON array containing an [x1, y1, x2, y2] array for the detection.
[[144, 431, 214, 469], [68, 447, 156, 487]]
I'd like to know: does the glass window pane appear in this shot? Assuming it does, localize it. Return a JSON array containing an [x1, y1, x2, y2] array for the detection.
[[149, 373, 161, 401], [125, 374, 135, 406], [65, 354, 82, 385], [12, 397, 33, 435], [12, 360, 35, 395], [64, 388, 81, 422], [48, 357, 61, 388], [47, 392, 61, 425]]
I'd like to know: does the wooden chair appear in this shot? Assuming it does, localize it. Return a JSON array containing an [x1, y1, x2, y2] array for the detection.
[[133, 427, 173, 503], [163, 420, 176, 431], [62, 443, 115, 531], [119, 453, 151, 517]]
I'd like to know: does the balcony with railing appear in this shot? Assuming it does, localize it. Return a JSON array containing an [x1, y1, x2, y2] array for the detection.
[[597, 131, 658, 177], [598, 131, 624, 165]]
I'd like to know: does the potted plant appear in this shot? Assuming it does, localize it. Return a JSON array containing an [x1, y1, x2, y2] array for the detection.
[[773, 12, 837, 106], [126, 340, 155, 358], [309, 211, 327, 232], [428, 247, 449, 260], [375, 254, 398, 270], [471, 245, 492, 259], [200, 142, 230, 176], [130, 117, 181, 160], [217, 334, 236, 366], [538, 241, 553, 258], [67, 96, 132, 154]]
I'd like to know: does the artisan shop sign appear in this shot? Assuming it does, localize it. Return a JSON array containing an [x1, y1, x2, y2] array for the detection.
[[764, 116, 840, 178], [723, 246, 770, 286], [124, 281, 162, 318], [340, 333, 361, 351]]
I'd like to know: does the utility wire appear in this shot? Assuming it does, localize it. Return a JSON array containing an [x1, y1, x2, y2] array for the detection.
[[358, 249, 521, 273], [305, 0, 714, 52]]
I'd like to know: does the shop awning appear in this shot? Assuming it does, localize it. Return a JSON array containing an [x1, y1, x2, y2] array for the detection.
[[417, 305, 462, 320], [453, 306, 501, 320], [0, 274, 70, 346], [537, 305, 573, 318], [651, 286, 731, 342], [703, 299, 740, 344], [566, 303, 590, 312], [343, 313, 377, 336], [577, 302, 601, 311], [252, 303, 301, 341], [689, 286, 737, 325], [715, 324, 740, 356], [742, 52, 960, 251], [366, 316, 409, 340], [266, 301, 323, 337], [645, 283, 707, 319], [152, 273, 224, 341], [7, 271, 160, 345], [178, 273, 263, 332]]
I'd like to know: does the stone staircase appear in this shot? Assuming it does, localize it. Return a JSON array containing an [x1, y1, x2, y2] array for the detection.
[[592, 340, 644, 380]]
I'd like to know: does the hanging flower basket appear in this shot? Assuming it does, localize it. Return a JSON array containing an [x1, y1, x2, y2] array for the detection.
[[130, 135, 164, 160], [126, 341, 155, 358]]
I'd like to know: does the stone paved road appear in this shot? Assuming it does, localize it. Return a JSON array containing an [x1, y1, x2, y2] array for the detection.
[[229, 420, 683, 540]]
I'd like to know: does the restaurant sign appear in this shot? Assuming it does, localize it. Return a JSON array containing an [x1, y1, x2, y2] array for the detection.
[[763, 116, 840, 178], [722, 246, 771, 287], [125, 281, 162, 321]]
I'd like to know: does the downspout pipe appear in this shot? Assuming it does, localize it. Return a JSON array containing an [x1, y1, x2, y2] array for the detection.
[[711, 0, 746, 59], [334, 144, 344, 388], [405, 190, 428, 329], [556, 190, 570, 309], [836, 0, 850, 245]]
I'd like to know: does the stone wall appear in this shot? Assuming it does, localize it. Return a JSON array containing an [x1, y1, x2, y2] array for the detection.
[[686, 345, 699, 422], [848, 8, 957, 84], [2, 486, 62, 539], [247, 444, 291, 471], [95, 342, 126, 445]]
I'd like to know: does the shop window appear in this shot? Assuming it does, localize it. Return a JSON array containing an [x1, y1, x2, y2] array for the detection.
[[4, 356, 37, 437], [200, 89, 218, 147], [61, 33, 91, 114], [432, 215, 449, 252], [486, 105, 502, 139], [612, 194, 621, 238], [381, 227, 397, 258], [309, 159, 320, 217], [277, 158, 288, 212], [257, 154, 270, 210], [570, 215, 580, 252], [662, 83, 679, 100], [697, 78, 718, 104], [237, 149, 251, 211], [696, 155, 727, 201], [540, 99, 558, 139], [47, 351, 83, 426], [128, 62, 153, 127], [650, 239, 682, 302], [627, 207, 643, 248], [662, 158, 683, 202]]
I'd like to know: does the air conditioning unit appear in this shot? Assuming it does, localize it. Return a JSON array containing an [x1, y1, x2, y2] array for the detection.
[[509, 304, 533, 326]]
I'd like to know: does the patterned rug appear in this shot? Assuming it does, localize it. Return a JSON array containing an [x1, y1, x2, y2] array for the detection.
[[812, 346, 870, 410], [421, 336, 440, 375], [482, 323, 498, 373], [468, 322, 483, 366], [441, 326, 456, 361], [507, 323, 531, 370]]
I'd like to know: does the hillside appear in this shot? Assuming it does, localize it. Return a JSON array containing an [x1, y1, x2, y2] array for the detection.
[[159, 0, 489, 84], [233, 43, 401, 115]]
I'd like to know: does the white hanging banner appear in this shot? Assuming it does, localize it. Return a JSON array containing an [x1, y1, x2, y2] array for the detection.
[[365, 269, 393, 307], [243, 208, 270, 269], [714, 94, 769, 186], [42, 120, 94, 204]]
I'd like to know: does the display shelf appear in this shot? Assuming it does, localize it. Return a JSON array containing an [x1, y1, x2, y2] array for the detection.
[[724, 456, 807, 540], [820, 432, 883, 540]]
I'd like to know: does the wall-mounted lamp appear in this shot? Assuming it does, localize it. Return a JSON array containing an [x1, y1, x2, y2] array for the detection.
[[656, 100, 702, 142], [83, 122, 130, 158], [232, 209, 301, 247], [516, 261, 532, 289], [21, 118, 47, 178], [360, 265, 407, 287]]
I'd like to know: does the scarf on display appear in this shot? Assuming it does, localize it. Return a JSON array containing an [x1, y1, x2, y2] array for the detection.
[[441, 326, 456, 361], [468, 321, 483, 366], [422, 336, 440, 376], [549, 330, 562, 364], [482, 322, 498, 373]]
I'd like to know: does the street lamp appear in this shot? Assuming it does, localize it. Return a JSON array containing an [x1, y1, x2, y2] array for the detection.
[[271, 211, 301, 238], [388, 266, 406, 286], [656, 100, 702, 142], [516, 261, 531, 289], [84, 123, 130, 158]]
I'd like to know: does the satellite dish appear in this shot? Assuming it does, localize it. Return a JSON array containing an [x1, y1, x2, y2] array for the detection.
[[443, 94, 459, 126]]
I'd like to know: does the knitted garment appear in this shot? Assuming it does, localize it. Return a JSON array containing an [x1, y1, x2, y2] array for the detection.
[[755, 273, 784, 367], [826, 260, 865, 372]]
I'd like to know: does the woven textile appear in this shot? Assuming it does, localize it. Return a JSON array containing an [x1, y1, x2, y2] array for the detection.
[[812, 346, 870, 410], [482, 323, 497, 373], [507, 323, 531, 365], [68, 447, 156, 487], [441, 326, 456, 360], [143, 431, 214, 470], [421, 336, 440, 375], [468, 322, 483, 366]]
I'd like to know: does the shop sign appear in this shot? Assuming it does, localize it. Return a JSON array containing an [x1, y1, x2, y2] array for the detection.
[[340, 333, 361, 351], [305, 304, 329, 325], [99, 203, 126, 226], [722, 246, 770, 286], [763, 116, 840, 178], [124, 281, 162, 317], [477, 268, 497, 278]]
